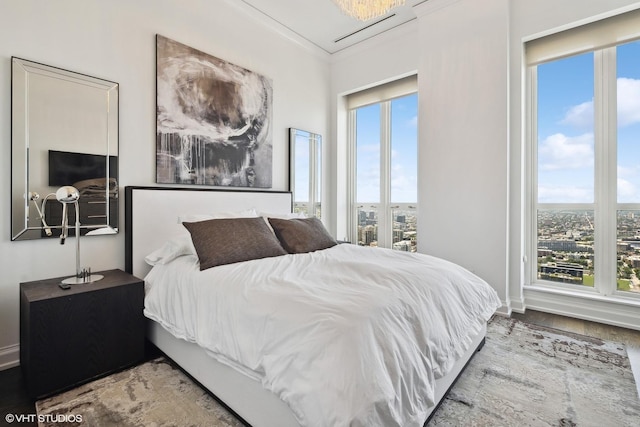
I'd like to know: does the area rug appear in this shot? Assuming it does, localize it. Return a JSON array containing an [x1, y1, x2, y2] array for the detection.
[[36, 316, 640, 426], [429, 316, 640, 426], [35, 358, 244, 427]]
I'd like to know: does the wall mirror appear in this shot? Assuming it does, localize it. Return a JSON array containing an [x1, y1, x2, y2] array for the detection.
[[11, 57, 119, 241], [289, 128, 321, 218]]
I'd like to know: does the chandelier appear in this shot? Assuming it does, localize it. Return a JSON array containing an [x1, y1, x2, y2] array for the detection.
[[332, 0, 406, 21]]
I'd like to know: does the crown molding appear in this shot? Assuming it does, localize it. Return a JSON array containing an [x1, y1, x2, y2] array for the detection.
[[222, 0, 331, 62], [330, 19, 419, 63]]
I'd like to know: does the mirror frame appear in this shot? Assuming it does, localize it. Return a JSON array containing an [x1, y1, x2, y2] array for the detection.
[[289, 128, 321, 218], [11, 57, 119, 241]]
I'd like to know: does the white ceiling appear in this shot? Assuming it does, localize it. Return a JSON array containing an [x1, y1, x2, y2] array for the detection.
[[239, 0, 427, 54]]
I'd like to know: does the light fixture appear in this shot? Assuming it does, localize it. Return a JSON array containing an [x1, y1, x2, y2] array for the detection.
[[56, 186, 103, 285], [28, 192, 52, 236], [332, 0, 405, 21]]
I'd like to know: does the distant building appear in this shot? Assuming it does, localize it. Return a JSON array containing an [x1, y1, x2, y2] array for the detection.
[[404, 231, 417, 242], [538, 248, 553, 257], [539, 262, 584, 283], [617, 242, 632, 252], [358, 211, 367, 224], [538, 239, 581, 252], [359, 225, 377, 246], [393, 240, 411, 251]]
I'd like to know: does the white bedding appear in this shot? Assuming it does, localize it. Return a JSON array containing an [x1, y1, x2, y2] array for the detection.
[[144, 244, 501, 427]]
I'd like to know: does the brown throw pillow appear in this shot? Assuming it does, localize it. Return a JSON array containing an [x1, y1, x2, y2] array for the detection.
[[182, 217, 287, 270], [268, 217, 337, 254]]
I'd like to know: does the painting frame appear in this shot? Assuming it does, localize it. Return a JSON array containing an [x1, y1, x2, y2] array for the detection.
[[155, 35, 273, 188]]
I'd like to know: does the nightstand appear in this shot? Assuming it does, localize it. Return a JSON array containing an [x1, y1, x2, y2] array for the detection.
[[20, 269, 145, 399]]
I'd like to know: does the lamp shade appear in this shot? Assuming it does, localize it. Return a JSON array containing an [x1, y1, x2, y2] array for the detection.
[[55, 186, 80, 203]]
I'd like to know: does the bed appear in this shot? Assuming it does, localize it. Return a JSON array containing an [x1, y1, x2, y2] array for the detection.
[[125, 186, 501, 427]]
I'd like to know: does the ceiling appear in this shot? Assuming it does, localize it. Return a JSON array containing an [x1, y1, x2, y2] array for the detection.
[[239, 0, 427, 54]]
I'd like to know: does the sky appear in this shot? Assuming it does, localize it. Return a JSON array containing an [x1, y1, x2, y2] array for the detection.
[[537, 40, 640, 204], [293, 93, 417, 205], [355, 93, 418, 203]]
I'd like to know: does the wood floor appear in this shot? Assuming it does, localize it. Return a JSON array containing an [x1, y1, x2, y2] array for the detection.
[[0, 365, 35, 426], [0, 310, 638, 425], [511, 310, 640, 347]]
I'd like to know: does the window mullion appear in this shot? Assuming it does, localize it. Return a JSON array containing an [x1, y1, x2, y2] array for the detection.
[[606, 46, 618, 296], [593, 48, 618, 296], [380, 101, 391, 248], [308, 134, 316, 218], [527, 66, 538, 285], [347, 109, 358, 244]]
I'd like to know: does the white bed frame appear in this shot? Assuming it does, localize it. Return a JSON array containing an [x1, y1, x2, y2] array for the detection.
[[125, 186, 486, 427]]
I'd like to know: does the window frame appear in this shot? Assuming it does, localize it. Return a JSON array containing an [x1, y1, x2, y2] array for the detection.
[[347, 94, 418, 249], [526, 43, 640, 301]]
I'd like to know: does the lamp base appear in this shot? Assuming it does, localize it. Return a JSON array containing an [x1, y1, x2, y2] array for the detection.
[[61, 274, 104, 285]]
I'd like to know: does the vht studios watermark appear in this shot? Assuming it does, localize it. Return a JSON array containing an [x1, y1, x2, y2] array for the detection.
[[5, 413, 83, 424]]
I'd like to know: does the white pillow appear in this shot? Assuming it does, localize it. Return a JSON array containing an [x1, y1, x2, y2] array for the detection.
[[144, 235, 196, 266], [147, 209, 260, 266]]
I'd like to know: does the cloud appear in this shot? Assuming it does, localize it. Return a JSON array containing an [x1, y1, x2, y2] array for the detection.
[[618, 165, 637, 179], [561, 100, 593, 129], [617, 165, 640, 202], [617, 77, 640, 127], [356, 144, 380, 202], [618, 178, 637, 201], [391, 163, 417, 202], [538, 132, 593, 171], [559, 78, 640, 129], [538, 186, 592, 203]]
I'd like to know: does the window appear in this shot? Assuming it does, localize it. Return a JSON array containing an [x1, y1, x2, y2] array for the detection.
[[348, 77, 418, 251], [527, 9, 640, 298], [290, 128, 321, 218]]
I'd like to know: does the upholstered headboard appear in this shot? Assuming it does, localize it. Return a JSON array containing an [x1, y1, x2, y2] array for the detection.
[[125, 186, 293, 279]]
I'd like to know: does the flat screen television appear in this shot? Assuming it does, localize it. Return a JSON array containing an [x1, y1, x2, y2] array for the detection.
[[48, 150, 117, 186]]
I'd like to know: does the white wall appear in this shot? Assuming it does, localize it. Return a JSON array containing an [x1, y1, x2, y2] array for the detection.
[[414, 0, 510, 312], [0, 0, 330, 368]]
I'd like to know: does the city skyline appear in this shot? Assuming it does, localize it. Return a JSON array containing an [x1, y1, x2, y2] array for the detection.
[[357, 208, 417, 252], [537, 209, 640, 293]]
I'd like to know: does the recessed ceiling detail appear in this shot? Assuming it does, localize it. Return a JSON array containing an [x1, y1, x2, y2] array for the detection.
[[334, 14, 397, 43], [239, 0, 425, 54]]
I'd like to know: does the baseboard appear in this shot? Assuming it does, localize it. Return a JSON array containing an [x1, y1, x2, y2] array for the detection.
[[627, 346, 640, 399], [0, 344, 19, 371], [509, 298, 526, 314], [523, 287, 640, 331], [495, 300, 512, 316]]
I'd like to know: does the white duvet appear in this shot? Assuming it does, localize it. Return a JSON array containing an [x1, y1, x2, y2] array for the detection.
[[144, 244, 501, 427]]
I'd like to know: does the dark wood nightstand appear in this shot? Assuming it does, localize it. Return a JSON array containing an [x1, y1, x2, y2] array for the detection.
[[20, 269, 145, 399]]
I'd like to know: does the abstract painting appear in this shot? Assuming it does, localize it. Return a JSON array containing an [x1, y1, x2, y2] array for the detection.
[[156, 35, 273, 187]]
